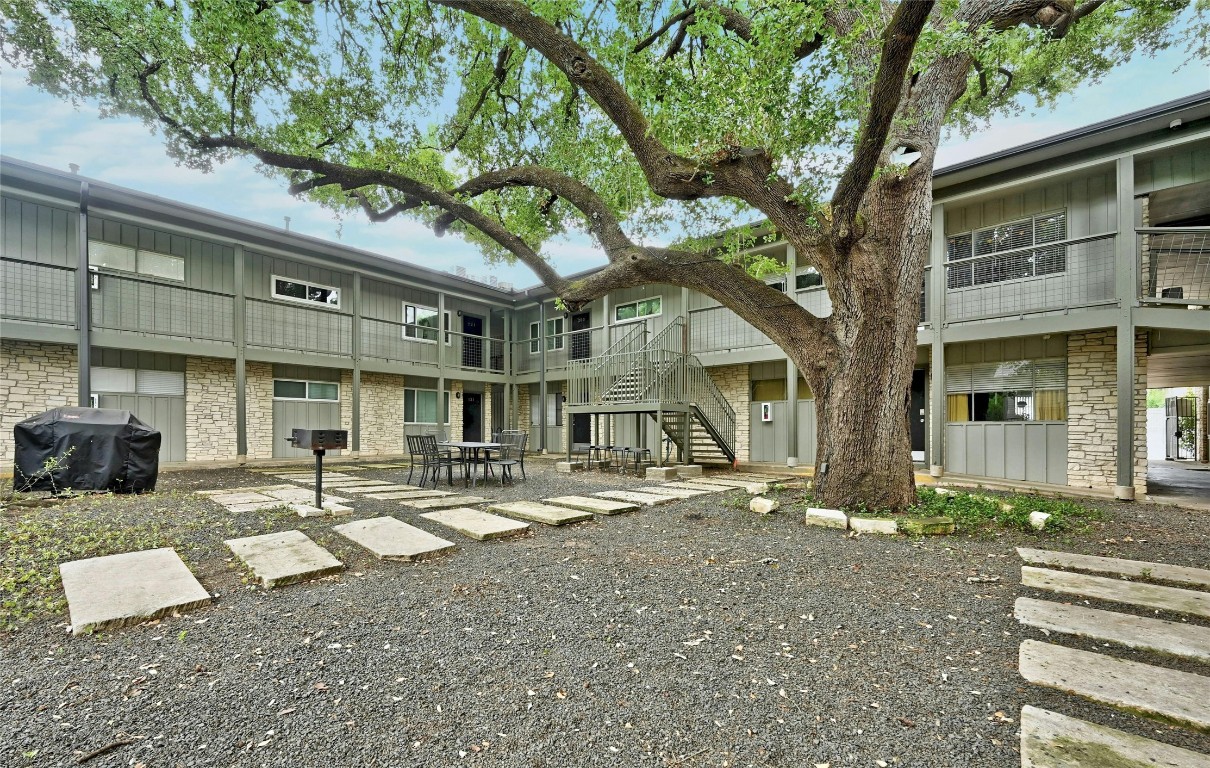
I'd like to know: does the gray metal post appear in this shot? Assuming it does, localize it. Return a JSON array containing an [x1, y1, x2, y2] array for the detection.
[[928, 204, 947, 477], [1114, 156, 1138, 499], [538, 302, 547, 452], [656, 404, 663, 467], [437, 292, 447, 440], [75, 181, 91, 405], [784, 245, 798, 466], [234, 245, 247, 459], [351, 272, 361, 454]]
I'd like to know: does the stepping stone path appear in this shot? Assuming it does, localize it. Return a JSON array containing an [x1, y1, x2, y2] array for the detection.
[[635, 486, 714, 499], [60, 548, 212, 635], [693, 478, 770, 493], [353, 463, 412, 469], [333, 517, 456, 561], [542, 496, 638, 515], [662, 481, 731, 494], [488, 501, 593, 526], [593, 490, 679, 507], [419, 508, 530, 540], [225, 530, 343, 588], [400, 495, 489, 510], [1014, 547, 1210, 766], [364, 489, 451, 500], [335, 484, 419, 494]]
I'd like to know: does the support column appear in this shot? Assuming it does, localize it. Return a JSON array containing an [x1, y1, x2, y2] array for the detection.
[[75, 180, 91, 406], [784, 245, 798, 467], [928, 204, 947, 477], [1198, 386, 1209, 464], [234, 245, 247, 460], [539, 302, 548, 452], [437, 292, 447, 440], [1114, 157, 1137, 499], [351, 273, 361, 455]]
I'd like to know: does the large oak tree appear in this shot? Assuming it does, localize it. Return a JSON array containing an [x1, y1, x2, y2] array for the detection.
[[3, 0, 1202, 511]]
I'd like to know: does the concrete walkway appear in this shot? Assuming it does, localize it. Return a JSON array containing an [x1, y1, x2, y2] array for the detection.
[[1014, 547, 1210, 766]]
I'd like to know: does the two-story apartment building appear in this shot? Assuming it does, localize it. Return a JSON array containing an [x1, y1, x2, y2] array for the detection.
[[3, 92, 1208, 499]]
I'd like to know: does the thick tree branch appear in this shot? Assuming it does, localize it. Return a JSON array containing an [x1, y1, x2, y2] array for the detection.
[[830, 0, 934, 240], [347, 191, 422, 222], [442, 46, 513, 152]]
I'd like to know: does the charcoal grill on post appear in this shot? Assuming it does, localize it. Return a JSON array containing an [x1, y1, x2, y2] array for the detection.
[[286, 429, 348, 508]]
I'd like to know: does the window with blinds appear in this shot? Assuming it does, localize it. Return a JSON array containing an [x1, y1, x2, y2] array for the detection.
[[946, 210, 1067, 289], [91, 366, 184, 396], [946, 359, 1066, 422]]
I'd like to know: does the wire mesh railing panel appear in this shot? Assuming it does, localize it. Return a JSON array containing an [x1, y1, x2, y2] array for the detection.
[[1, 258, 75, 325], [1138, 227, 1210, 305], [93, 272, 234, 341], [688, 306, 772, 354], [945, 233, 1116, 322]]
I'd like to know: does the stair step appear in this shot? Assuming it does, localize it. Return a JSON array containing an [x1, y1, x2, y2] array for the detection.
[[1015, 597, 1210, 662], [1019, 639, 1210, 730], [1020, 705, 1210, 768], [1018, 547, 1210, 590], [1022, 566, 1210, 619]]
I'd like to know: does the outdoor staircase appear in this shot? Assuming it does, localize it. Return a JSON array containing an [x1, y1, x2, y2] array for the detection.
[[566, 317, 736, 465]]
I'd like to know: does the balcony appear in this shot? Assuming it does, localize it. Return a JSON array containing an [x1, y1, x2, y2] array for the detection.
[[1138, 227, 1210, 306]]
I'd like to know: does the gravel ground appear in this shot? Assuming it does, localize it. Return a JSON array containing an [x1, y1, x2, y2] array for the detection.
[[2, 460, 1208, 767]]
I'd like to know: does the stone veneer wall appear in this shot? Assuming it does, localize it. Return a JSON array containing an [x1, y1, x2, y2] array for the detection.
[[184, 356, 238, 461], [340, 370, 354, 445], [483, 384, 493, 439], [517, 386, 532, 440], [0, 341, 78, 466], [245, 361, 275, 459], [360, 372, 406, 455], [1066, 330, 1147, 492], [706, 364, 750, 461], [448, 380, 464, 440]]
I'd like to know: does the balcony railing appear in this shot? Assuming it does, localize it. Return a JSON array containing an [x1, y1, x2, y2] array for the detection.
[[944, 232, 1116, 322], [93, 270, 234, 341], [512, 324, 622, 374], [1, 258, 75, 326], [246, 297, 352, 356], [1138, 227, 1210, 306], [360, 316, 505, 372]]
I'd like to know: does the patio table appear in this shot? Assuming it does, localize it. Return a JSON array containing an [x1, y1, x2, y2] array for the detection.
[[438, 441, 502, 487]]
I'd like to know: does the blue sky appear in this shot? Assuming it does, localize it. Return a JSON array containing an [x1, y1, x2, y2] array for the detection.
[[1, 31, 1207, 289]]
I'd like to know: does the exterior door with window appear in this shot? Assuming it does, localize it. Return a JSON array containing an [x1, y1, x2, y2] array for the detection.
[[463, 393, 482, 442], [570, 312, 591, 360], [462, 315, 483, 368]]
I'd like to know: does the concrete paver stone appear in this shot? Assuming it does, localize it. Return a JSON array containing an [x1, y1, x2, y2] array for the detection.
[[541, 496, 639, 515], [805, 507, 848, 529], [488, 501, 593, 526], [593, 490, 679, 507], [364, 490, 450, 500], [400, 496, 489, 510], [1019, 639, 1210, 730], [661, 482, 731, 494], [1017, 547, 1210, 590], [60, 548, 212, 635], [227, 501, 290, 513], [1020, 705, 1210, 768], [333, 516, 456, 561], [1015, 597, 1210, 663], [636, 486, 713, 498], [1022, 566, 1210, 619], [419, 508, 530, 540], [224, 530, 343, 588]]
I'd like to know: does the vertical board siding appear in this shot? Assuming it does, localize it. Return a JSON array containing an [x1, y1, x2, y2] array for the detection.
[[246, 251, 352, 307], [96, 393, 186, 462], [747, 400, 818, 464], [1, 260, 75, 324], [272, 400, 342, 458], [360, 318, 440, 366], [88, 216, 235, 293], [945, 422, 1067, 484], [1135, 141, 1210, 194], [689, 306, 773, 353], [360, 277, 438, 322], [246, 299, 352, 355], [2, 197, 77, 267]]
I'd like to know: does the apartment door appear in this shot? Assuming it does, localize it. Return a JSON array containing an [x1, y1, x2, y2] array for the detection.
[[462, 314, 483, 368], [463, 392, 482, 442], [570, 312, 592, 360], [910, 369, 927, 459]]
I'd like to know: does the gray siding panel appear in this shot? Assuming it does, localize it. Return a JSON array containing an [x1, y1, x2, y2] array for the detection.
[[796, 400, 817, 464], [2, 196, 76, 266], [96, 393, 186, 462], [92, 275, 234, 340], [273, 400, 342, 458], [1135, 141, 1210, 194], [247, 251, 352, 308], [945, 422, 1066, 484], [1, 260, 75, 324]]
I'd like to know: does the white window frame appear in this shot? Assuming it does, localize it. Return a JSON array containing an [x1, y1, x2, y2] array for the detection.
[[89, 240, 185, 282], [403, 303, 451, 345], [529, 318, 565, 354], [613, 296, 662, 325], [271, 275, 342, 309], [945, 209, 1067, 290], [272, 379, 340, 402]]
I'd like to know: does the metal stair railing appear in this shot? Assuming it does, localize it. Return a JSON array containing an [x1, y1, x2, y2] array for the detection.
[[565, 322, 648, 405]]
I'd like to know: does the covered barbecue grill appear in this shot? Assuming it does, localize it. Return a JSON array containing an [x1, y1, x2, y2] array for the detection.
[[13, 407, 160, 493]]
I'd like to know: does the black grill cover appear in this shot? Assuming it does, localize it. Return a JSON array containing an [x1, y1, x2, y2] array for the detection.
[[13, 408, 160, 493]]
